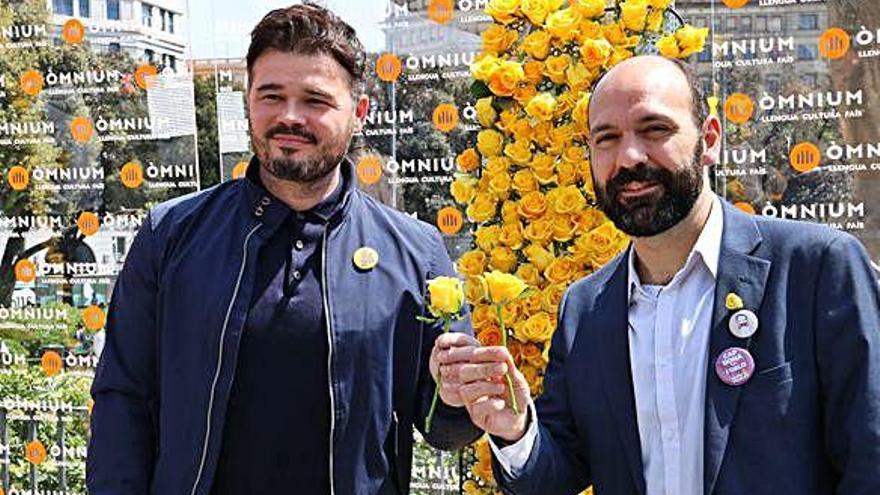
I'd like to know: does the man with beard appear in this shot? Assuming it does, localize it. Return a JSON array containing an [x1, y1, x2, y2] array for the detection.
[[87, 4, 481, 494], [431, 55, 880, 494]]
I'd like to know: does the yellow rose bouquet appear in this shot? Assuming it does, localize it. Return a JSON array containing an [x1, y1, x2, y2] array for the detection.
[[420, 276, 466, 433], [453, 0, 708, 491]]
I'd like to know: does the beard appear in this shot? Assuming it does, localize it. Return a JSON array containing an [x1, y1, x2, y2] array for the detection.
[[594, 144, 704, 237], [254, 121, 353, 183]]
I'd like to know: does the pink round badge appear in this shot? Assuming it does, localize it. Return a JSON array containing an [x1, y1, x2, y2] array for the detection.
[[715, 347, 755, 386]]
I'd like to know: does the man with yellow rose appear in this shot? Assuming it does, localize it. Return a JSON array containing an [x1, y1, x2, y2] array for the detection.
[[435, 55, 880, 494], [88, 4, 481, 494]]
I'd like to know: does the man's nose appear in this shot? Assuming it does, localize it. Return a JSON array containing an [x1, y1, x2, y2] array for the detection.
[[278, 101, 307, 127], [616, 133, 648, 170]]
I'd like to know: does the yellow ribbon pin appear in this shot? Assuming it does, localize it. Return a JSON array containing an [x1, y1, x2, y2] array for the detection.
[[353, 247, 379, 271]]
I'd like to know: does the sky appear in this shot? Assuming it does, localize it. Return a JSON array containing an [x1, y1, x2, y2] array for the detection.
[[186, 0, 389, 60]]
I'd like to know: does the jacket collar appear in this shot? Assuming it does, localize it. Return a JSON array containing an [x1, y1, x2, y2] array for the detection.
[[242, 155, 359, 234]]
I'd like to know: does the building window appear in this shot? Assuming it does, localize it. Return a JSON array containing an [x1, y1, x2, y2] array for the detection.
[[142, 4, 153, 27], [797, 45, 817, 60], [53, 0, 74, 16], [801, 73, 817, 87], [756, 16, 767, 31], [765, 76, 780, 94], [799, 14, 818, 30], [168, 12, 174, 33], [107, 0, 119, 20], [108, 42, 120, 52], [726, 17, 737, 31], [741, 16, 752, 32], [160, 9, 167, 31], [79, 0, 90, 17], [144, 49, 155, 63], [713, 16, 722, 32], [698, 46, 712, 62], [768, 16, 783, 32]]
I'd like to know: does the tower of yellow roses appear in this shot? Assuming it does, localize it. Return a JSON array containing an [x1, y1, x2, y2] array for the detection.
[[451, 1, 708, 493]]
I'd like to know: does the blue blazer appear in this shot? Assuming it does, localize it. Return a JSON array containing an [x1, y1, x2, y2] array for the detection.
[[494, 201, 880, 495]]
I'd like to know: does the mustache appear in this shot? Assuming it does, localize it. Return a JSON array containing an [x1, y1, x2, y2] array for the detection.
[[266, 124, 317, 144], [606, 164, 672, 196]]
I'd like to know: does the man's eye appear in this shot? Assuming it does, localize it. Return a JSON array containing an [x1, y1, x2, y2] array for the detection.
[[261, 94, 281, 101]]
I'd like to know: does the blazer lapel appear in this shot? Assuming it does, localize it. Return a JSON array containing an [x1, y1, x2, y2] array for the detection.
[[595, 252, 647, 495], [704, 203, 771, 495]]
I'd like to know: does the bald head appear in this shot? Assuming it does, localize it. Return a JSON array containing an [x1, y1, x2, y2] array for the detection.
[[589, 55, 707, 131]]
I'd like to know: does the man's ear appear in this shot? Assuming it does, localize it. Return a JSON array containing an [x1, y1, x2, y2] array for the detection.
[[353, 94, 369, 132], [701, 115, 722, 166]]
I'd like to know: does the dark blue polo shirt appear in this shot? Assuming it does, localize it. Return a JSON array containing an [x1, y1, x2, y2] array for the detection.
[[210, 170, 344, 494]]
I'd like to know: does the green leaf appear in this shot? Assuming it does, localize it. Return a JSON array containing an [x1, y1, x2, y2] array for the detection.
[[416, 315, 438, 324], [469, 80, 492, 99]]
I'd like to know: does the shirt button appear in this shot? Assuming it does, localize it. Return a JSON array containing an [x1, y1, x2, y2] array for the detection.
[[294, 240, 304, 250], [292, 270, 302, 281]]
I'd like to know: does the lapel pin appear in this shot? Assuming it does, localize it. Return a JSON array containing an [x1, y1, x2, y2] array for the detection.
[[728, 309, 759, 339], [725, 292, 744, 311], [353, 246, 379, 271], [715, 347, 755, 386]]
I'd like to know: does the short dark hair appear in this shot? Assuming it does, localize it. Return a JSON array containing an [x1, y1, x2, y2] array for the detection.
[[247, 2, 366, 96], [589, 56, 708, 129]]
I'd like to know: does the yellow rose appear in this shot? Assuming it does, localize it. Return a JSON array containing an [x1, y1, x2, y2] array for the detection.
[[521, 30, 552, 60], [523, 61, 545, 85], [525, 92, 557, 122], [573, 207, 607, 232], [620, 0, 648, 32], [450, 175, 477, 204], [549, 214, 577, 242], [571, 0, 605, 18], [484, 270, 529, 304], [518, 191, 549, 220], [523, 219, 554, 246], [487, 171, 512, 200], [504, 140, 533, 165], [522, 342, 546, 368], [485, 0, 521, 24], [726, 292, 744, 311], [557, 161, 578, 186], [464, 276, 488, 305], [530, 153, 557, 185], [466, 193, 497, 223], [511, 119, 535, 143], [488, 60, 525, 97], [646, 8, 663, 32], [543, 54, 570, 85], [544, 256, 577, 284], [521, 0, 552, 26], [471, 54, 501, 81], [477, 324, 503, 347], [650, 0, 673, 7], [562, 145, 585, 164], [554, 90, 579, 116], [577, 19, 603, 42], [474, 97, 497, 128], [475, 224, 502, 251], [498, 108, 519, 132], [501, 301, 523, 327], [524, 243, 555, 271], [457, 249, 487, 277], [609, 46, 634, 66], [482, 24, 518, 54], [676, 25, 709, 57], [490, 246, 518, 273], [427, 276, 464, 316], [542, 284, 566, 313], [456, 148, 480, 173], [484, 156, 511, 176], [477, 129, 504, 157], [580, 38, 612, 69], [545, 8, 582, 41], [586, 221, 629, 268], [565, 62, 593, 91], [515, 263, 543, 288], [571, 93, 591, 130], [499, 221, 525, 250], [517, 311, 555, 342], [551, 185, 587, 214], [472, 303, 497, 330], [512, 169, 539, 194], [533, 121, 553, 148], [513, 84, 538, 104], [604, 21, 639, 47], [499, 201, 518, 226], [656, 34, 680, 58]]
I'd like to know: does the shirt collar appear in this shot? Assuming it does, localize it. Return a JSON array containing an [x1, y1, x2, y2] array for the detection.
[[627, 194, 724, 300]]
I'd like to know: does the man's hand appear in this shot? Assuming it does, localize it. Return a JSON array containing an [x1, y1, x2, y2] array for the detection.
[[430, 333, 532, 442]]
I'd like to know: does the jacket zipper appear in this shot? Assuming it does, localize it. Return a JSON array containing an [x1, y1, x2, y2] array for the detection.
[[321, 227, 336, 495], [189, 223, 261, 495]]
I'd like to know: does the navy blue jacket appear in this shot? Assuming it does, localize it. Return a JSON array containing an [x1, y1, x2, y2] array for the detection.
[[87, 161, 481, 494], [494, 200, 880, 494]]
